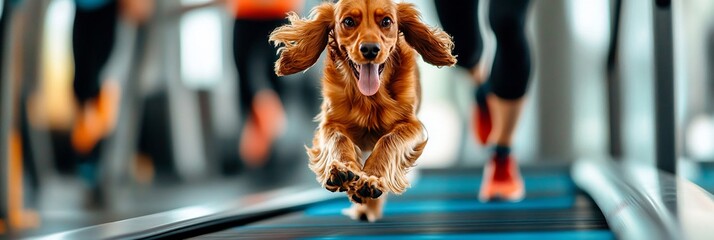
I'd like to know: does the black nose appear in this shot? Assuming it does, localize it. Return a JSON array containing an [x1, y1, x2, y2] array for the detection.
[[359, 43, 380, 60]]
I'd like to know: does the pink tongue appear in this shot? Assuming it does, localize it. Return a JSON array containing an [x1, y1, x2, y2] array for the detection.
[[358, 63, 380, 96]]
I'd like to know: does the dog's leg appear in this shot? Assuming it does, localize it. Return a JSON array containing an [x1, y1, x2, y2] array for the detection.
[[306, 124, 363, 193], [353, 120, 427, 201], [341, 194, 386, 222]]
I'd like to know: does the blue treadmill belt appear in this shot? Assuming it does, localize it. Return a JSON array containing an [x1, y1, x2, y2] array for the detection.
[[196, 168, 613, 239]]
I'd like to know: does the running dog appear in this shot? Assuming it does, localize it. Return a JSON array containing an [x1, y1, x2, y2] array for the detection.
[[270, 0, 455, 221]]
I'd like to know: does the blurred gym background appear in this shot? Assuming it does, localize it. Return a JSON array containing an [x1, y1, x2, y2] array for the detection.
[[1, 0, 713, 238]]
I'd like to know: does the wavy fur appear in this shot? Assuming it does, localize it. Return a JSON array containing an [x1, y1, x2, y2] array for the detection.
[[270, 0, 455, 221]]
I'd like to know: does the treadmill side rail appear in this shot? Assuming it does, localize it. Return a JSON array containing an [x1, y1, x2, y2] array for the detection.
[[35, 187, 339, 240], [573, 158, 714, 240]]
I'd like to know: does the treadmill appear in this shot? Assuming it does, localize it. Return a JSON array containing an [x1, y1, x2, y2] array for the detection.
[[172, 165, 613, 239], [33, 159, 714, 240]]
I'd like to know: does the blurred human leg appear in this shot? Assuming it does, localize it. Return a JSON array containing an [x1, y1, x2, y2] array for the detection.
[[434, 0, 494, 145], [7, 130, 38, 229], [71, 0, 120, 155], [479, 97, 525, 202], [234, 19, 286, 168], [1, 0, 44, 230], [71, 1, 121, 208], [252, 19, 287, 155], [479, 0, 531, 202]]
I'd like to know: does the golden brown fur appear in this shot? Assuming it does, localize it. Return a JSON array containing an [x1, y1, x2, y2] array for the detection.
[[270, 0, 455, 222]]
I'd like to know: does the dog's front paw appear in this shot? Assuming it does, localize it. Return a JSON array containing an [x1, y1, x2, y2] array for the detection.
[[351, 175, 384, 202], [322, 161, 361, 193]]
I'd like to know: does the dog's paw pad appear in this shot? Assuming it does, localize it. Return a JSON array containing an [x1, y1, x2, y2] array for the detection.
[[350, 194, 363, 204], [354, 175, 384, 199], [358, 185, 383, 199], [324, 163, 359, 192]]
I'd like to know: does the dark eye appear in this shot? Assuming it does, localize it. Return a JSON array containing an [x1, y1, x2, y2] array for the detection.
[[381, 17, 392, 28], [343, 17, 356, 28]]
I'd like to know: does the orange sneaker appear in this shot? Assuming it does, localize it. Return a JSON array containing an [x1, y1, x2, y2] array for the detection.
[[71, 100, 103, 154], [8, 209, 39, 231], [239, 117, 271, 168], [479, 154, 525, 202], [71, 80, 121, 154], [252, 90, 286, 140], [238, 90, 286, 168]]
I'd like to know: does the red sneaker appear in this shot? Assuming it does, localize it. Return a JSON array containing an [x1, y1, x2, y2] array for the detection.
[[479, 154, 525, 202]]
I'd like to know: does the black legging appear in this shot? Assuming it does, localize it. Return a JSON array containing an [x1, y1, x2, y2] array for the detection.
[[435, 0, 532, 100], [72, 1, 117, 104], [488, 0, 532, 100], [434, 0, 482, 70], [232, 19, 286, 127]]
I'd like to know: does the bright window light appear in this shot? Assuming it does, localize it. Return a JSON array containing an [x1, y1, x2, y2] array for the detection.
[[180, 0, 223, 89], [567, 1, 610, 47], [686, 115, 714, 159]]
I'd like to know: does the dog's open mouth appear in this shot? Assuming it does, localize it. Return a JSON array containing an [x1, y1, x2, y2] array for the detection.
[[348, 60, 385, 96]]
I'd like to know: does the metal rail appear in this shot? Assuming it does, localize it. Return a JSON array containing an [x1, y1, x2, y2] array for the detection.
[[36, 186, 339, 240], [652, 0, 677, 174], [573, 158, 714, 240]]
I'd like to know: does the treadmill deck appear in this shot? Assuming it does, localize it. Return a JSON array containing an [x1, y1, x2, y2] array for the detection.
[[196, 168, 612, 239]]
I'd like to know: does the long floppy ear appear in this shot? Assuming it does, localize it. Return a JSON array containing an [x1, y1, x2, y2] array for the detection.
[[269, 3, 335, 76], [397, 3, 456, 67]]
